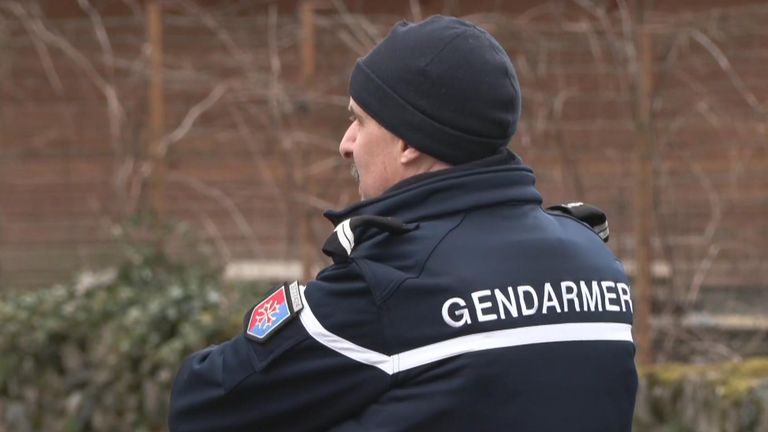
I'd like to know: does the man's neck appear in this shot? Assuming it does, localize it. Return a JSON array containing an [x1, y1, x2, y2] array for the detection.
[[383, 149, 518, 196]]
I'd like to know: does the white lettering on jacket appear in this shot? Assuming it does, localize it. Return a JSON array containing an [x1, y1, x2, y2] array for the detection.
[[441, 280, 634, 328], [442, 297, 472, 327]]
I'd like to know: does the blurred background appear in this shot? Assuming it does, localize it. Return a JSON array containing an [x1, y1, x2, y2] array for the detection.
[[0, 0, 766, 431]]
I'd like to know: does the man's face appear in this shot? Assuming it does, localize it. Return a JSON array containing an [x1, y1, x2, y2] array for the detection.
[[339, 99, 404, 200]]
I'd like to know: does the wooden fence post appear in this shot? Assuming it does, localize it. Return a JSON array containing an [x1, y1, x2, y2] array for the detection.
[[634, 13, 655, 365], [300, 0, 316, 281], [147, 0, 166, 223]]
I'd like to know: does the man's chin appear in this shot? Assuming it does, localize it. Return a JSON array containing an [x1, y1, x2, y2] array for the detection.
[[351, 166, 364, 199]]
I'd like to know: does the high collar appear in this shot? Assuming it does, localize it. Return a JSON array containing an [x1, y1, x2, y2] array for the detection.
[[324, 150, 542, 225]]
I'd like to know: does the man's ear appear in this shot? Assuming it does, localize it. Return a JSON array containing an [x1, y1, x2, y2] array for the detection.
[[399, 140, 422, 164]]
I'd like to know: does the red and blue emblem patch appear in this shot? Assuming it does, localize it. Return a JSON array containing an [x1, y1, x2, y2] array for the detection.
[[245, 282, 303, 343]]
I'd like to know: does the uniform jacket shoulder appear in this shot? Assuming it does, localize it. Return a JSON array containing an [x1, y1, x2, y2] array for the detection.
[[320, 213, 466, 305]]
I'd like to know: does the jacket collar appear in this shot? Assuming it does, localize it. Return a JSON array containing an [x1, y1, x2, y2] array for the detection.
[[324, 149, 542, 225]]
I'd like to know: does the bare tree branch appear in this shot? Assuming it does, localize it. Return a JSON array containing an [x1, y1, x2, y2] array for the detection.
[[572, 0, 633, 103], [169, 172, 263, 258], [690, 29, 766, 114], [334, 28, 368, 56], [330, 0, 379, 49], [171, 0, 255, 73], [2, 1, 126, 152], [685, 162, 723, 306], [197, 210, 233, 264], [77, 0, 116, 73], [162, 82, 230, 153], [9, 8, 65, 94]]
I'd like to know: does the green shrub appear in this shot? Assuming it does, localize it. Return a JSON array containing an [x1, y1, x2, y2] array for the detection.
[[0, 253, 268, 432], [635, 357, 768, 432]]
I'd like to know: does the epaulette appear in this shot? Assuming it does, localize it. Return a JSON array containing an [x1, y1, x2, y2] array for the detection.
[[322, 216, 417, 263], [546, 202, 610, 242]]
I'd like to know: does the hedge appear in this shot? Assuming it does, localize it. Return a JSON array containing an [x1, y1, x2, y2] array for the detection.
[[0, 254, 266, 432], [635, 357, 768, 432]]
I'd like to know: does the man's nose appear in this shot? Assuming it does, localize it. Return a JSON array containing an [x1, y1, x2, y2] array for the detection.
[[339, 124, 356, 159]]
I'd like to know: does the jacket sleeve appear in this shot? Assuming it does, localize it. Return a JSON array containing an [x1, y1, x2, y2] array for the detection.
[[168, 263, 391, 432]]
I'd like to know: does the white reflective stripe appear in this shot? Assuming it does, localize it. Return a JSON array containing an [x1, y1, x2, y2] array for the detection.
[[298, 285, 394, 374], [334, 219, 354, 255], [298, 286, 634, 376], [341, 219, 355, 253], [395, 322, 633, 372]]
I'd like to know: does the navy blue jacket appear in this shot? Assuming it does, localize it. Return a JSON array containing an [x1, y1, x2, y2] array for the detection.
[[169, 151, 638, 431]]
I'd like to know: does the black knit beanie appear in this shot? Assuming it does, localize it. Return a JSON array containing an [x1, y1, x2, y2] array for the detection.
[[349, 15, 521, 165]]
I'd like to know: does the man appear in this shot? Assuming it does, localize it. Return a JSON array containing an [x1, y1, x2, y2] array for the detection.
[[169, 15, 637, 431]]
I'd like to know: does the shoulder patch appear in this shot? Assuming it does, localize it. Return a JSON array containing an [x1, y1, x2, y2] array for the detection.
[[244, 281, 303, 343]]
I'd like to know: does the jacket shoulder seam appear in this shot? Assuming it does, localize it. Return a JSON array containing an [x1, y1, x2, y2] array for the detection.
[[378, 213, 468, 304]]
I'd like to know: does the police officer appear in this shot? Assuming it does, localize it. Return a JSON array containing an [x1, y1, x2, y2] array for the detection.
[[169, 15, 637, 431]]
